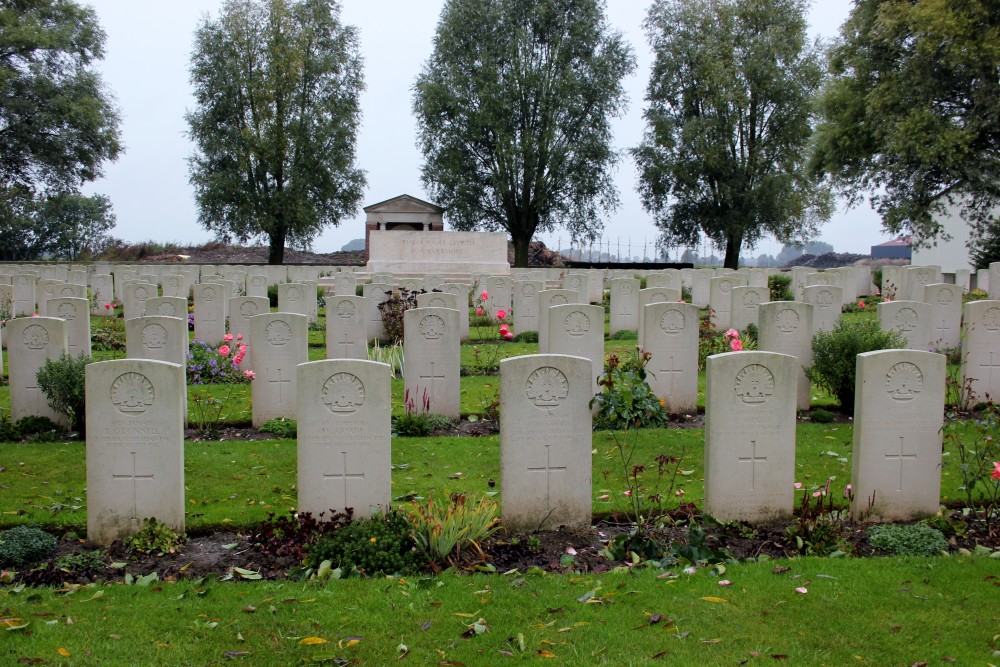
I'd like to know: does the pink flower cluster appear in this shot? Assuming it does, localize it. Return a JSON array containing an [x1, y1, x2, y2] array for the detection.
[[992, 461, 1000, 481], [724, 328, 743, 351], [219, 333, 247, 365]]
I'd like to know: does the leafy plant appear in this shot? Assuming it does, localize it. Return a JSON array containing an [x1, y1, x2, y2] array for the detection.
[[0, 413, 21, 442], [124, 518, 185, 556], [259, 417, 297, 438], [785, 478, 859, 556], [0, 525, 57, 567], [866, 523, 948, 556], [189, 384, 249, 438], [805, 319, 907, 414], [942, 402, 1000, 516], [305, 510, 422, 577], [90, 301, 126, 353], [187, 336, 250, 384], [810, 408, 835, 424], [15, 415, 64, 441], [406, 493, 500, 569], [36, 352, 91, 432], [377, 288, 421, 343], [478, 385, 500, 422], [394, 387, 453, 436], [591, 348, 668, 430], [247, 510, 353, 569], [768, 274, 793, 301], [609, 329, 638, 340], [368, 339, 404, 378], [511, 330, 538, 343], [55, 549, 107, 573]]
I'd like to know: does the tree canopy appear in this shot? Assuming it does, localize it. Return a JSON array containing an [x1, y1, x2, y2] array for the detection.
[[412, 0, 635, 267], [810, 0, 1000, 252], [633, 0, 831, 270], [186, 0, 366, 265], [0, 190, 115, 261], [0, 0, 122, 257]]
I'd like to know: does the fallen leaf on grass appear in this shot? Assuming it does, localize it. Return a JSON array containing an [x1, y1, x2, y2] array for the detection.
[[223, 650, 250, 659], [702, 638, 722, 644], [772, 654, 789, 660], [700, 597, 727, 603], [299, 637, 328, 646], [56, 648, 70, 657], [794, 587, 808, 594], [338, 637, 362, 649], [772, 566, 791, 574], [537, 650, 557, 658], [652, 651, 669, 660], [420, 621, 432, 631]]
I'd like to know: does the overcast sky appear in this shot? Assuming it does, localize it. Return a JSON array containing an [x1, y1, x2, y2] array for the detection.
[[83, 0, 890, 260]]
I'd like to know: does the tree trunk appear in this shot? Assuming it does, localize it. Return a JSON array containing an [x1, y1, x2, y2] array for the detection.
[[512, 234, 531, 268], [268, 228, 286, 265], [723, 230, 743, 270]]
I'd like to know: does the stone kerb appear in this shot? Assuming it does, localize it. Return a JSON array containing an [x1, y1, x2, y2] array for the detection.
[[326, 295, 368, 360], [960, 300, 1000, 403], [403, 307, 461, 419], [643, 301, 699, 414], [500, 354, 593, 531], [85, 359, 185, 545], [704, 351, 798, 523], [249, 313, 309, 427], [851, 349, 945, 521], [297, 359, 392, 519]]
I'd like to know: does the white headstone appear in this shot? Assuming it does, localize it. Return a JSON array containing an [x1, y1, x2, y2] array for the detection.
[[500, 354, 593, 530], [730, 286, 768, 333], [537, 289, 579, 353], [277, 282, 311, 318], [878, 300, 931, 351], [960, 300, 1000, 404], [90, 274, 114, 316], [297, 359, 391, 519], [709, 275, 746, 331], [924, 283, 963, 350], [47, 297, 91, 358], [485, 275, 513, 313], [193, 283, 227, 345], [757, 302, 814, 410], [547, 303, 605, 398], [609, 278, 640, 335], [643, 302, 699, 413], [989, 262, 1000, 299], [144, 296, 188, 320], [403, 307, 461, 419], [439, 283, 471, 340], [704, 351, 798, 522], [7, 317, 69, 425], [512, 280, 544, 335], [851, 350, 944, 521], [85, 359, 185, 544], [803, 285, 843, 335], [249, 313, 308, 427], [326, 295, 368, 360], [12, 274, 36, 316], [125, 315, 189, 367], [637, 287, 680, 347], [362, 282, 392, 342], [122, 281, 156, 321]]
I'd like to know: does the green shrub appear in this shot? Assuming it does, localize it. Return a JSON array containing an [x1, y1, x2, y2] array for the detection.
[[187, 338, 250, 384], [872, 269, 883, 293], [512, 330, 538, 343], [406, 493, 500, 568], [124, 518, 185, 556], [267, 283, 278, 307], [805, 319, 907, 414], [393, 411, 453, 437], [36, 352, 91, 432], [866, 523, 948, 556], [259, 417, 297, 438], [768, 274, 793, 301], [609, 329, 637, 340], [91, 317, 126, 352], [591, 348, 668, 429], [0, 414, 21, 442], [15, 415, 64, 441], [377, 288, 420, 343], [0, 525, 57, 567], [810, 408, 835, 423], [55, 549, 107, 573], [305, 511, 421, 577]]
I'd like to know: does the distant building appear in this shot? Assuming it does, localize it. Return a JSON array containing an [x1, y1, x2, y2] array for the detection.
[[871, 237, 911, 260], [363, 194, 445, 260]]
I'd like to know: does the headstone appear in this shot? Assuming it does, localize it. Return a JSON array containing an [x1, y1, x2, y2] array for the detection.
[[90, 274, 114, 316], [878, 300, 931, 351], [512, 280, 544, 336], [757, 302, 814, 410], [367, 230, 509, 275], [562, 273, 589, 305], [709, 275, 746, 331], [704, 351, 798, 522], [144, 296, 188, 320], [803, 285, 843, 335], [334, 273, 357, 297], [193, 283, 227, 345], [881, 265, 902, 299], [362, 282, 392, 342], [851, 350, 945, 521], [249, 313, 308, 427], [228, 296, 269, 343], [12, 274, 36, 316], [398, 278, 423, 293], [548, 303, 604, 397], [277, 282, 310, 319], [416, 291, 458, 312], [85, 359, 185, 544], [609, 278, 640, 335], [499, 354, 593, 530], [485, 275, 513, 313], [7, 316, 69, 425], [904, 265, 942, 301], [161, 273, 190, 299], [122, 281, 156, 321], [125, 315, 189, 367], [690, 269, 712, 309], [990, 262, 1000, 299], [647, 271, 681, 291], [47, 297, 91, 358], [35, 279, 63, 315], [403, 307, 461, 419], [924, 283, 962, 350], [637, 287, 680, 347], [960, 300, 1000, 403], [537, 289, 579, 353], [296, 359, 391, 519], [439, 283, 471, 340], [423, 274, 445, 291], [643, 302, 699, 413], [730, 286, 768, 333], [326, 295, 368, 360]]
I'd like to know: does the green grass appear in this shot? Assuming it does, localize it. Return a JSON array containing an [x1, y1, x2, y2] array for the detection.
[[0, 423, 982, 532], [2, 557, 995, 665]]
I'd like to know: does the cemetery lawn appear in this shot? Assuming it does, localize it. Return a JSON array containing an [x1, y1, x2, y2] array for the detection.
[[2, 557, 996, 665]]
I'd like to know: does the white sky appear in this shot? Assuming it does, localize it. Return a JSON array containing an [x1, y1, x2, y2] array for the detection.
[[83, 0, 891, 260]]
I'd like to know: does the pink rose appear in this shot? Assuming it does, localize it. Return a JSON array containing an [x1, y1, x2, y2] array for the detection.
[[218, 344, 231, 356], [223, 333, 234, 342], [480, 290, 488, 301], [31, 313, 39, 317], [858, 301, 866, 309], [236, 333, 243, 340], [724, 328, 739, 339], [243, 370, 256, 380], [992, 461, 1000, 481], [503, 332, 513, 341], [475, 307, 484, 316], [499, 323, 509, 334], [104, 303, 111, 310], [496, 309, 507, 320], [730, 338, 743, 351]]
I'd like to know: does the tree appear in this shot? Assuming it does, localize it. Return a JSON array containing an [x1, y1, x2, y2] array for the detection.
[[0, 0, 122, 247], [186, 0, 366, 265], [633, 0, 832, 270], [413, 0, 635, 267], [0, 189, 114, 261], [810, 0, 1000, 250]]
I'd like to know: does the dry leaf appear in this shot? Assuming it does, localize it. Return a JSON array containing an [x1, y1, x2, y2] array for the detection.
[[298, 637, 328, 646]]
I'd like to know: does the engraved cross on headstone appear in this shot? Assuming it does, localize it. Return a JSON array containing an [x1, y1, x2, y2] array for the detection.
[[419, 361, 446, 398], [738, 440, 767, 490], [657, 356, 683, 391], [323, 450, 366, 508], [335, 330, 354, 356], [884, 436, 917, 492], [527, 444, 567, 511], [268, 367, 291, 404], [112, 451, 155, 521], [980, 351, 1000, 387]]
